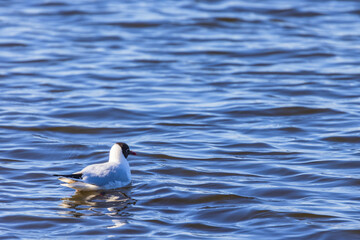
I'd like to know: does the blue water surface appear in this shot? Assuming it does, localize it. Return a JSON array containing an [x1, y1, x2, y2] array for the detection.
[[1, 0, 360, 239]]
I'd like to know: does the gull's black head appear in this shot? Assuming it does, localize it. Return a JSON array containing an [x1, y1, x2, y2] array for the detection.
[[116, 142, 136, 158]]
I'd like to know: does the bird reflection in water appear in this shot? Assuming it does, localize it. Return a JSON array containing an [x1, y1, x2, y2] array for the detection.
[[59, 187, 135, 228]]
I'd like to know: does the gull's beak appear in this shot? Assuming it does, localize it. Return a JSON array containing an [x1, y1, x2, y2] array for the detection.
[[130, 151, 136, 155]]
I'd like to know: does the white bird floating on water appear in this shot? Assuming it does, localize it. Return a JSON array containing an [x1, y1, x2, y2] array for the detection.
[[54, 142, 136, 191]]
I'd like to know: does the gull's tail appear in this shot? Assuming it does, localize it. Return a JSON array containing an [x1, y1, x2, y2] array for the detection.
[[55, 173, 99, 191], [57, 177, 100, 191], [53, 173, 83, 179]]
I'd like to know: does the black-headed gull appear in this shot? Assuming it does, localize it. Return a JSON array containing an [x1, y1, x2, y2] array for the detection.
[[55, 142, 136, 191]]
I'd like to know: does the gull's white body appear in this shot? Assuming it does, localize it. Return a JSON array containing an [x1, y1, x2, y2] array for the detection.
[[59, 144, 132, 191]]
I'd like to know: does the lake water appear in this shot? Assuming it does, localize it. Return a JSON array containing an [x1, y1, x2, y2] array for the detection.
[[1, 0, 360, 239]]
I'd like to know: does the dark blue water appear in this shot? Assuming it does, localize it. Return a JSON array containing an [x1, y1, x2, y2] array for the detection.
[[1, 0, 360, 239]]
